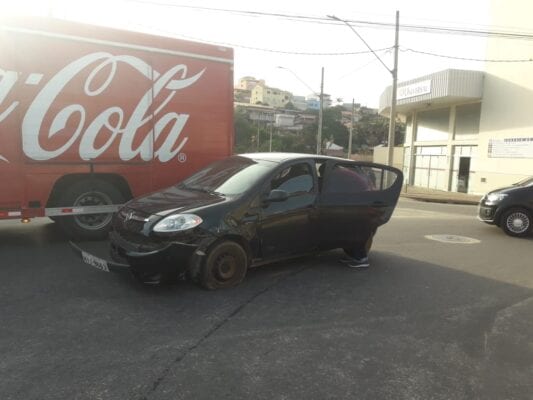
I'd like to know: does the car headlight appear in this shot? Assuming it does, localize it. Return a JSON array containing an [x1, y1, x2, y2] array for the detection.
[[486, 193, 508, 203], [153, 214, 203, 233]]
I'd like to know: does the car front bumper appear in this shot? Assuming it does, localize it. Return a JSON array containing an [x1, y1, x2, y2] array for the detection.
[[478, 204, 498, 224], [109, 230, 203, 277], [70, 231, 211, 280]]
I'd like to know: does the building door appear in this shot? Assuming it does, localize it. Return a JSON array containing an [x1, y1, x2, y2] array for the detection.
[[457, 157, 471, 193]]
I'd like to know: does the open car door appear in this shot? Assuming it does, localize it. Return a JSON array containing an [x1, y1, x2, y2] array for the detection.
[[318, 161, 403, 250]]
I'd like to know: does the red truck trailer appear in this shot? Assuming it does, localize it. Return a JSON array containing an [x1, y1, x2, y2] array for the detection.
[[0, 17, 234, 239]]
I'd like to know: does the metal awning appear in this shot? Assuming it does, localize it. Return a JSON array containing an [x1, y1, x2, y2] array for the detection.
[[379, 69, 484, 116]]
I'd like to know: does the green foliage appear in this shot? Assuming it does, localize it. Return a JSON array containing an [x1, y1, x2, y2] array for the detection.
[[283, 101, 297, 110], [232, 105, 405, 155], [352, 112, 405, 153], [233, 108, 255, 153]]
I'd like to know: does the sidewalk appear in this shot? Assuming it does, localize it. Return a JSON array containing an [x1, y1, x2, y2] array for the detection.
[[400, 185, 482, 205]]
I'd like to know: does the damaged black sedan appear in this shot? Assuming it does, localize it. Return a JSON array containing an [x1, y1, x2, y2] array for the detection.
[[72, 153, 403, 289]]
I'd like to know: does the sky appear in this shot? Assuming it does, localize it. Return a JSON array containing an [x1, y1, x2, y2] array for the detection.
[[2, 0, 517, 108]]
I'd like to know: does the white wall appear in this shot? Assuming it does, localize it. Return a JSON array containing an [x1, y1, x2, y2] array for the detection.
[[477, 0, 533, 192]]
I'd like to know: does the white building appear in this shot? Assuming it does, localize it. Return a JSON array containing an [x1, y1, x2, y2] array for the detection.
[[378, 0, 533, 195], [292, 95, 308, 111]]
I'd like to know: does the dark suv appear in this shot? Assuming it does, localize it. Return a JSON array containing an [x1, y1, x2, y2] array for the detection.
[[478, 177, 533, 237]]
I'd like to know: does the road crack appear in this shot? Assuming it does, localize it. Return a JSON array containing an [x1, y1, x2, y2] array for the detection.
[[136, 265, 310, 400]]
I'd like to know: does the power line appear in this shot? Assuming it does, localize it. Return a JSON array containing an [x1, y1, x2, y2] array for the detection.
[[132, 23, 394, 56], [134, 21, 533, 63], [336, 55, 385, 80], [401, 47, 533, 62], [127, 0, 533, 41]]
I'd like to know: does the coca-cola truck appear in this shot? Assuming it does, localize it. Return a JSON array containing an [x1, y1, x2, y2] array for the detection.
[[0, 17, 234, 239]]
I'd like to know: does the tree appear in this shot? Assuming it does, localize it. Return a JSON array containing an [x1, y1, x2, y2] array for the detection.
[[283, 101, 297, 110], [322, 106, 349, 148], [233, 105, 405, 155], [351, 112, 405, 153], [234, 107, 255, 153]]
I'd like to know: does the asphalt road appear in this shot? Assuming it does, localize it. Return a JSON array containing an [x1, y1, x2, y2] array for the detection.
[[1, 199, 532, 400]]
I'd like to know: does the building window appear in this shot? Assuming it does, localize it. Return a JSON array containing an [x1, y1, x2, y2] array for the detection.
[[416, 107, 450, 142], [413, 146, 448, 190], [455, 103, 480, 140]]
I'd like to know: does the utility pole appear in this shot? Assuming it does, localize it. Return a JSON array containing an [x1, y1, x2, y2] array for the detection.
[[387, 11, 400, 168], [317, 67, 324, 155], [269, 123, 273, 152], [256, 118, 260, 151], [348, 99, 354, 159]]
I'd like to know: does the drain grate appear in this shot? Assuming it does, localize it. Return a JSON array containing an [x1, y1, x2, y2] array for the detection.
[[425, 234, 481, 244]]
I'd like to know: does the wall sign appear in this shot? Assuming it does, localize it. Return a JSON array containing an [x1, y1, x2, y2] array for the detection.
[[397, 80, 432, 101], [488, 137, 533, 158]]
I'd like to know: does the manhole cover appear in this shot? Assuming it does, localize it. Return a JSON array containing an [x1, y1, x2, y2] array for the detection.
[[425, 234, 481, 244]]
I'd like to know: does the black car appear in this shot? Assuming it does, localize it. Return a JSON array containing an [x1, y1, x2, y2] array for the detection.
[[478, 176, 533, 237], [73, 153, 403, 289]]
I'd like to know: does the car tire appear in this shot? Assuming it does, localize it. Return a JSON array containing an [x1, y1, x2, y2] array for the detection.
[[500, 207, 532, 237], [199, 240, 248, 290], [56, 179, 124, 240]]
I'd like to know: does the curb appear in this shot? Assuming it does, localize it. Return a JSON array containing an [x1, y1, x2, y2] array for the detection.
[[400, 193, 481, 206]]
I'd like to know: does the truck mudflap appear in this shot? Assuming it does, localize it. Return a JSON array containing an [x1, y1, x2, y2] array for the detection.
[[69, 241, 130, 273]]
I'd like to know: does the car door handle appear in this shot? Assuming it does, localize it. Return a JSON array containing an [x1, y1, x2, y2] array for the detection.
[[372, 201, 386, 207]]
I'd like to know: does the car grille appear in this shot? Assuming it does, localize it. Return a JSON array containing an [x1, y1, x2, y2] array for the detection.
[[114, 207, 152, 234]]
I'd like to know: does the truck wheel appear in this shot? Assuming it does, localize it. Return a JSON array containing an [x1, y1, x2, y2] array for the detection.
[[57, 179, 124, 240], [501, 208, 532, 237], [199, 241, 248, 290]]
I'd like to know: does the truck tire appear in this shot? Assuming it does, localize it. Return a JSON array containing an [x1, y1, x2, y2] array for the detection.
[[56, 179, 124, 240]]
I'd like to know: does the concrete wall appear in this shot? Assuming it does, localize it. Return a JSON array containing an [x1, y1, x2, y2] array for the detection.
[[373, 147, 404, 172], [477, 0, 533, 191]]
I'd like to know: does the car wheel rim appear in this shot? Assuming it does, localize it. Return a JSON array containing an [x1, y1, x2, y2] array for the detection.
[[214, 254, 237, 281], [506, 212, 530, 234], [73, 191, 113, 231]]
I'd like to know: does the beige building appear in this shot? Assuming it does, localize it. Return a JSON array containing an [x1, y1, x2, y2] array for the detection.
[[237, 76, 264, 91], [251, 85, 292, 108], [379, 0, 533, 195]]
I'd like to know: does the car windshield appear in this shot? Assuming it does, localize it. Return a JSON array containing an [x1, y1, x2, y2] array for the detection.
[[179, 156, 275, 196], [513, 177, 533, 187]]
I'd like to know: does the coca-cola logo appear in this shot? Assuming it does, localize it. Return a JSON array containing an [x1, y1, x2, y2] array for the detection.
[[0, 52, 206, 163]]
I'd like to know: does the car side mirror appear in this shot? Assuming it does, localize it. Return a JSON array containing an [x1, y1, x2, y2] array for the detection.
[[265, 189, 289, 203]]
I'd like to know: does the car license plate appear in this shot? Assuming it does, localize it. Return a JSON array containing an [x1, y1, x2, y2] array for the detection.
[[81, 251, 110, 272]]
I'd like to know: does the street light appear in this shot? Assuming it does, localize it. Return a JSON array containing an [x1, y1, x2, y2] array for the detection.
[[277, 66, 325, 155], [328, 13, 399, 167]]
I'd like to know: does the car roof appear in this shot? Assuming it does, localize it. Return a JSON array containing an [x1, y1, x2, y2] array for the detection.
[[238, 152, 348, 164]]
